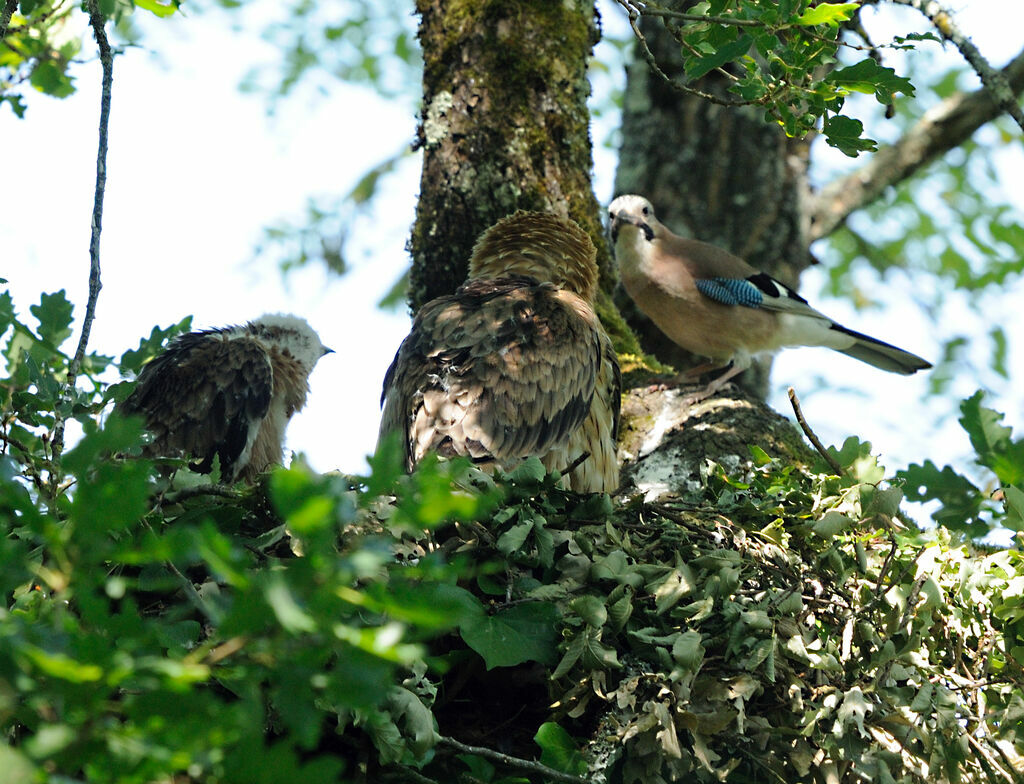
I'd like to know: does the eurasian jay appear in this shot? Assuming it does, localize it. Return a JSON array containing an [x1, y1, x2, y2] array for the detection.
[[608, 194, 931, 399], [379, 211, 621, 493]]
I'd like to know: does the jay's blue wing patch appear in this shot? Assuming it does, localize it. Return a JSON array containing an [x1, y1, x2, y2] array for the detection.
[[697, 272, 810, 310], [696, 277, 765, 308]]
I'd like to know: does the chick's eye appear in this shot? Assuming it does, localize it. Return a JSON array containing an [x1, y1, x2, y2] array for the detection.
[[641, 206, 650, 216]]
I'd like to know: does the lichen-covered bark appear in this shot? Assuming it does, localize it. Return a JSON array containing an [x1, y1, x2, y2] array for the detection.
[[613, 8, 812, 398], [618, 384, 814, 497], [410, 0, 613, 312]]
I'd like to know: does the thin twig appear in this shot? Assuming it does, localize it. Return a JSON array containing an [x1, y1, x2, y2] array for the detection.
[[2, 0, 71, 41], [381, 766, 441, 784], [141, 514, 222, 625], [206, 636, 247, 664], [561, 451, 591, 479], [614, 0, 756, 108], [164, 555, 221, 625], [891, 0, 1024, 134], [0, 0, 18, 41], [49, 0, 112, 475], [163, 484, 242, 505], [786, 388, 843, 476], [964, 731, 1015, 784], [632, 5, 763, 28], [437, 736, 587, 784]]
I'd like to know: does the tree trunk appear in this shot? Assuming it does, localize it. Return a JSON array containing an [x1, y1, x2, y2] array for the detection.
[[410, 0, 613, 312], [613, 5, 813, 398]]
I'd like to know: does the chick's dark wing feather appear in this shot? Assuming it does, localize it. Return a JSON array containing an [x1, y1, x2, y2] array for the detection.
[[379, 277, 602, 469], [119, 332, 273, 477]]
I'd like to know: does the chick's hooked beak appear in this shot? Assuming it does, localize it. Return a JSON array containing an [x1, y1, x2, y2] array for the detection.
[[609, 209, 655, 243]]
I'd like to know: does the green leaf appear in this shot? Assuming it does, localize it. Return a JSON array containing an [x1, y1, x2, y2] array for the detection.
[[30, 290, 74, 346], [1002, 486, 1024, 532], [684, 34, 753, 80], [796, 3, 859, 26], [894, 31, 942, 44], [505, 456, 546, 486], [570, 595, 607, 628], [0, 744, 37, 784], [269, 464, 337, 534], [534, 723, 587, 776], [29, 61, 75, 98], [385, 686, 438, 757], [134, 0, 178, 17], [119, 317, 192, 375], [460, 602, 559, 669], [496, 520, 533, 554], [828, 58, 915, 104], [23, 724, 78, 759], [960, 391, 1011, 466], [822, 114, 877, 157], [368, 580, 483, 629], [263, 572, 317, 633], [0, 290, 15, 336], [672, 629, 705, 671], [897, 460, 985, 536], [22, 647, 104, 682], [2, 94, 28, 118]]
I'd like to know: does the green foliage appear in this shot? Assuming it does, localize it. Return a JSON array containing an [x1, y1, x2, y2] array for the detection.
[[0, 291, 503, 781], [526, 447, 1024, 782], [4, 288, 1024, 781], [899, 391, 1024, 536], [0, 0, 176, 116], [635, 0, 918, 156], [234, 0, 420, 107], [534, 722, 587, 777]]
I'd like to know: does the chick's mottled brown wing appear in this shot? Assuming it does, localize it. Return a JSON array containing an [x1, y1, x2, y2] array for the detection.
[[544, 332, 621, 493], [118, 332, 273, 480], [379, 276, 603, 474]]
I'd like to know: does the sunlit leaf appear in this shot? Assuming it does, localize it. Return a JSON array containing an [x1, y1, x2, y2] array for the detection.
[[134, 0, 178, 17], [796, 3, 859, 26]]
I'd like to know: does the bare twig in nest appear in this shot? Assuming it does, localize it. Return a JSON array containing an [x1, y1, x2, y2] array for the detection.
[[162, 484, 243, 505], [561, 451, 591, 478], [787, 387, 843, 476], [381, 766, 441, 784], [437, 736, 586, 784]]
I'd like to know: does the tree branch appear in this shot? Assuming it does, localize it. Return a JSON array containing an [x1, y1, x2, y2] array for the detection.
[[890, 0, 1024, 133], [49, 0, 112, 471], [437, 736, 587, 784], [0, 0, 17, 41], [613, 0, 757, 108], [808, 46, 1024, 240], [787, 388, 843, 476]]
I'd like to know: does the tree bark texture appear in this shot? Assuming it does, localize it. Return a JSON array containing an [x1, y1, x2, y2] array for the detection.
[[410, 0, 613, 312], [613, 6, 813, 398]]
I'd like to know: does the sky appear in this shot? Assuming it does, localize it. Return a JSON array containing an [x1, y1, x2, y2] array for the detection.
[[3, 1, 1023, 502]]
